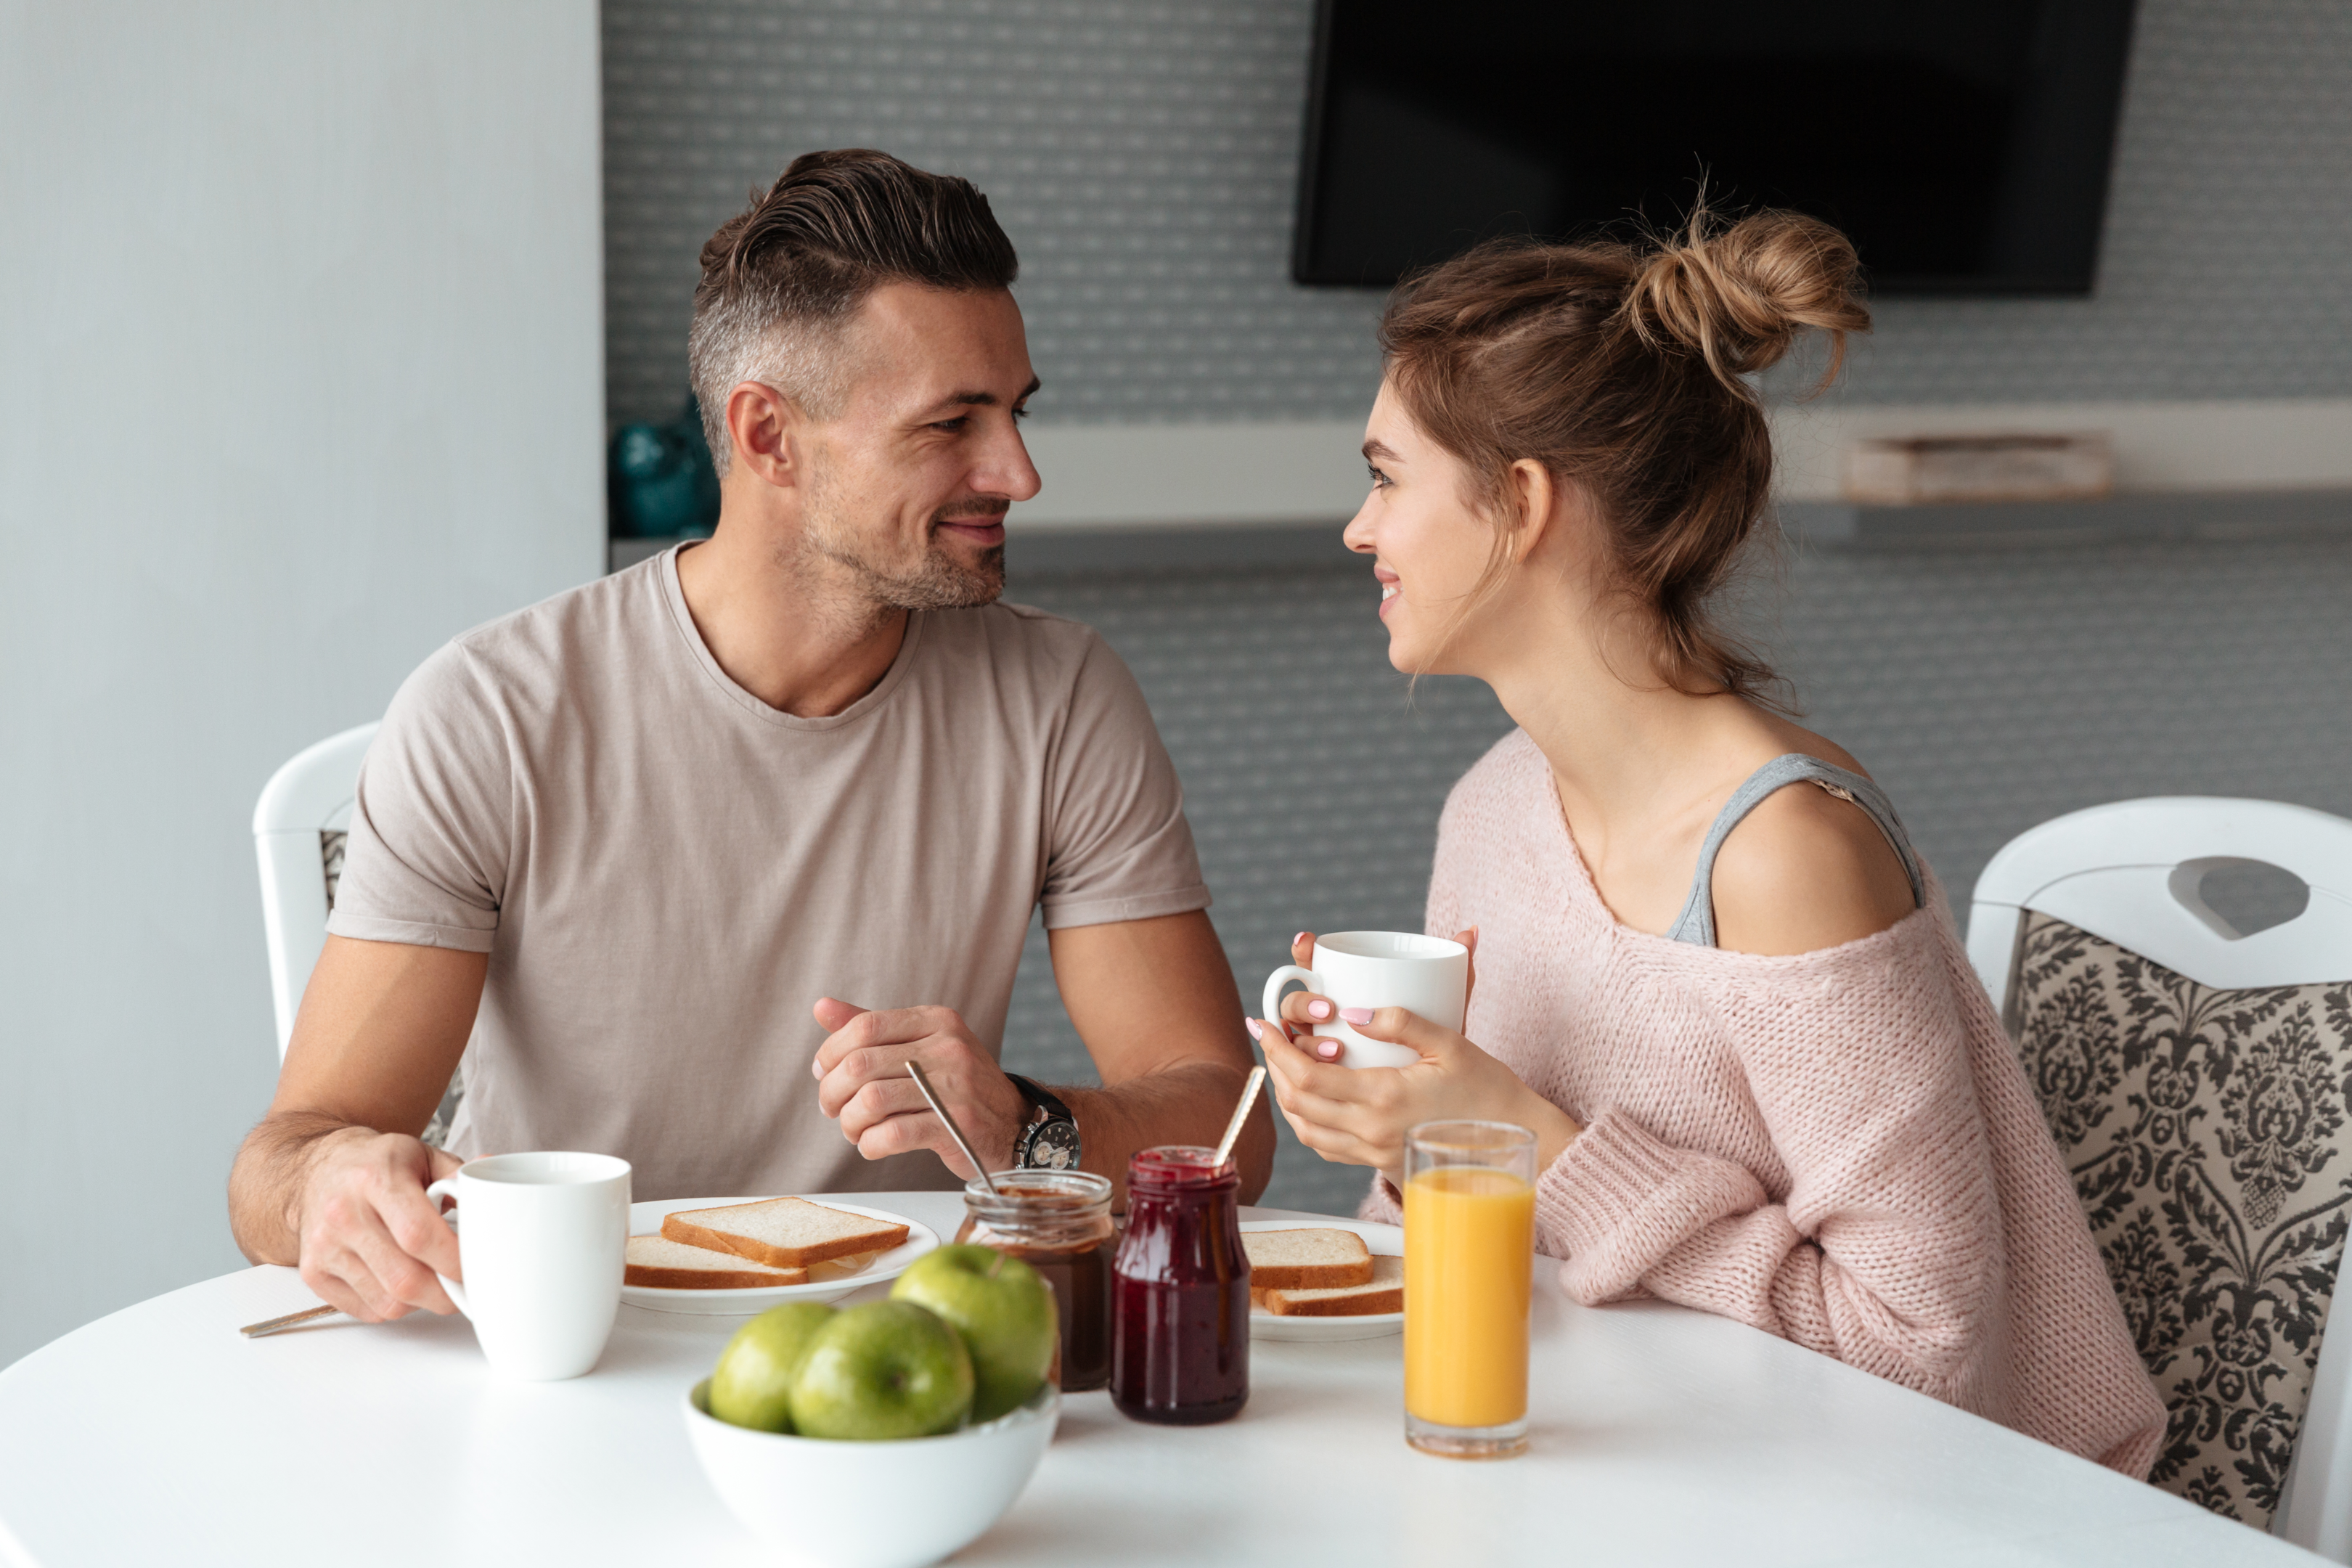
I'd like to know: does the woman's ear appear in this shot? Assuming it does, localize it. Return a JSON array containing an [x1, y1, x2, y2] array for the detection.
[[1506, 458, 1557, 565]]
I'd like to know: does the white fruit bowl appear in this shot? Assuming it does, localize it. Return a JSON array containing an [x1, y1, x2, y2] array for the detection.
[[683, 1379, 1058, 1568]]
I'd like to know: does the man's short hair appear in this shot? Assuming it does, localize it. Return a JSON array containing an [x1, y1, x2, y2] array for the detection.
[[688, 149, 1020, 474]]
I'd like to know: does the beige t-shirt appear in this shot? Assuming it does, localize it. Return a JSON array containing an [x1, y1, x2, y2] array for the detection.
[[327, 546, 1209, 1201]]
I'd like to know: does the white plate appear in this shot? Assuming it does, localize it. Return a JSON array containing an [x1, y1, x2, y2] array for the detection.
[[623, 1196, 939, 1316], [1243, 1218, 1403, 1342]]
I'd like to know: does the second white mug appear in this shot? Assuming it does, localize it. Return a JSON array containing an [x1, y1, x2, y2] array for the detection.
[[426, 1150, 630, 1381], [1262, 931, 1469, 1070]]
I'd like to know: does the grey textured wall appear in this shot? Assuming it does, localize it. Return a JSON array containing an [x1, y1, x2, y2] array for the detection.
[[997, 528, 2352, 1214], [603, 0, 2352, 428], [600, 0, 2352, 1214]]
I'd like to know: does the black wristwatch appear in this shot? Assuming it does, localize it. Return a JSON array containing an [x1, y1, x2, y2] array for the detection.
[[1006, 1074, 1081, 1172]]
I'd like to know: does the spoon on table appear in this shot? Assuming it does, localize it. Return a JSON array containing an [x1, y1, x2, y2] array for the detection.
[[907, 1061, 999, 1193], [239, 1303, 343, 1338]]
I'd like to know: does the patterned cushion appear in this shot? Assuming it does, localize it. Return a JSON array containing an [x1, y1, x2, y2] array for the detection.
[[321, 830, 348, 911], [2008, 910, 2352, 1527]]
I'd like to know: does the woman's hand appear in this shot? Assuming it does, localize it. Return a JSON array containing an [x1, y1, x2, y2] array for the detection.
[[1251, 930, 1581, 1189]]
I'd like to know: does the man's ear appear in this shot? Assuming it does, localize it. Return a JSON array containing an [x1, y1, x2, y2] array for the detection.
[[724, 380, 801, 489]]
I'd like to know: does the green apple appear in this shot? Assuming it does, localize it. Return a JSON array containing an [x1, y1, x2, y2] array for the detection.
[[788, 1301, 973, 1440], [890, 1244, 1056, 1423], [709, 1301, 836, 1432]]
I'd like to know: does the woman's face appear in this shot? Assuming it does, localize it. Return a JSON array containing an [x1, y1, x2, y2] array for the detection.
[[1343, 383, 1503, 676]]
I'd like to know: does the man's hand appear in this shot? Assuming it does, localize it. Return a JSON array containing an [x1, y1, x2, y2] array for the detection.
[[287, 1124, 465, 1320], [229, 936, 485, 1309], [811, 998, 1032, 1179]]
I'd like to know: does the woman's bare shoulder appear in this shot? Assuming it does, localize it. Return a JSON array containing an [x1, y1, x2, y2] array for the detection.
[[1708, 751, 1916, 957]]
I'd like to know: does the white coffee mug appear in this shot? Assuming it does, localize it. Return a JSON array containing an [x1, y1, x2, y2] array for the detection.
[[1262, 931, 1469, 1069], [425, 1151, 630, 1381]]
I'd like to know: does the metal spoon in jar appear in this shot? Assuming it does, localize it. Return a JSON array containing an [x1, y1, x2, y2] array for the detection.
[[1212, 1064, 1267, 1172], [907, 1061, 1000, 1194]]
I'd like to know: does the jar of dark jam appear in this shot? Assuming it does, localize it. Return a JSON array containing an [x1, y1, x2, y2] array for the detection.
[[955, 1169, 1116, 1392], [1110, 1146, 1249, 1425]]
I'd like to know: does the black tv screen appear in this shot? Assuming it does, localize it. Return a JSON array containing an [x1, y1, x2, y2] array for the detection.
[[1294, 0, 2137, 294]]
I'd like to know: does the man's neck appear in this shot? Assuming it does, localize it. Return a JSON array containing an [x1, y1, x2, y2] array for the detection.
[[673, 523, 910, 719]]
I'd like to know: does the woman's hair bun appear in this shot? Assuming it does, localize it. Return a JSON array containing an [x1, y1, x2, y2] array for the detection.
[[1624, 206, 1871, 393]]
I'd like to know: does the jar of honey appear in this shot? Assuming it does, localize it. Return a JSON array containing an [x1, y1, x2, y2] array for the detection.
[[1109, 1146, 1249, 1424], [955, 1169, 1116, 1392]]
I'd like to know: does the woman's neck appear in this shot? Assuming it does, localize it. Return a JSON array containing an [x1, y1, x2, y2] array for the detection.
[[1471, 599, 1777, 902]]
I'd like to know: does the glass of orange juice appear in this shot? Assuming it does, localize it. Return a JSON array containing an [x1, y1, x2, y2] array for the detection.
[[1403, 1119, 1535, 1458]]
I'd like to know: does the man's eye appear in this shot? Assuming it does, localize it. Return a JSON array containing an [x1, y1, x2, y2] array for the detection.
[[931, 417, 969, 433], [1012, 406, 1030, 422]]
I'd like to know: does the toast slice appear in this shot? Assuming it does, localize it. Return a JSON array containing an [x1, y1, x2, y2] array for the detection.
[[660, 1197, 910, 1269], [1241, 1227, 1375, 1290], [1259, 1254, 1404, 1317], [625, 1234, 809, 1290]]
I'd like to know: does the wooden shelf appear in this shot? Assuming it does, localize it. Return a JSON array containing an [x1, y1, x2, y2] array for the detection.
[[607, 490, 2352, 576]]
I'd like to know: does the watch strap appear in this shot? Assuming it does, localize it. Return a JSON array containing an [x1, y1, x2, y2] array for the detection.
[[1005, 1073, 1075, 1126]]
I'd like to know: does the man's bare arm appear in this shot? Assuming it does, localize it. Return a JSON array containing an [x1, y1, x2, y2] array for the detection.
[[1045, 910, 1273, 1204], [227, 935, 485, 1318]]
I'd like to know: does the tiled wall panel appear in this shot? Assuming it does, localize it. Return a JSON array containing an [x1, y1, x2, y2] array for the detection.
[[1000, 529, 2352, 1214], [600, 0, 2352, 1213], [604, 0, 2352, 429]]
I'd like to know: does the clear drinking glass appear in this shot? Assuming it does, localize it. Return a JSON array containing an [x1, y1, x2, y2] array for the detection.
[[1402, 1119, 1536, 1458]]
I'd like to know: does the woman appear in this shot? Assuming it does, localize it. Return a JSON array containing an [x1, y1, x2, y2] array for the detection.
[[1251, 212, 2166, 1475]]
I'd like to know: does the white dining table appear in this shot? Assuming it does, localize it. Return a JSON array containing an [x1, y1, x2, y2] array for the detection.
[[0, 1191, 2314, 1567]]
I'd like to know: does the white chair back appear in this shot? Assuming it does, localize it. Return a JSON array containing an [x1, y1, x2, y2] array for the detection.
[[1968, 796, 2352, 1559], [253, 723, 379, 1060]]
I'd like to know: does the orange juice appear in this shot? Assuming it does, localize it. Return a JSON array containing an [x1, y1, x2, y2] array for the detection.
[[1403, 1165, 1535, 1429]]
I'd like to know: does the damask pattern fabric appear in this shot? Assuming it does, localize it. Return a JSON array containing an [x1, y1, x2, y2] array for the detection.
[[2008, 911, 2352, 1528]]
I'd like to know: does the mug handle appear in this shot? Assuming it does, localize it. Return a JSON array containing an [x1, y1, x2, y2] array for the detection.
[[1262, 965, 1323, 1034], [423, 1177, 472, 1318]]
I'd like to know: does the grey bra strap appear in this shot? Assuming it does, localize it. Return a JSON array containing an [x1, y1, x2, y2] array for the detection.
[[1664, 754, 1925, 947]]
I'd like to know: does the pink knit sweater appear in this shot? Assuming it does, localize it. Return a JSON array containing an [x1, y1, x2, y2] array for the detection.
[[1363, 730, 2167, 1476]]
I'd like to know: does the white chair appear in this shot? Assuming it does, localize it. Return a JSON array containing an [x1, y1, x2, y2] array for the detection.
[[1969, 797, 2352, 1556], [253, 723, 379, 1058]]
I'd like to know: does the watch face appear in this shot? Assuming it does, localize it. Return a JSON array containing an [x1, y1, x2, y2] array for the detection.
[[1024, 1119, 1081, 1171]]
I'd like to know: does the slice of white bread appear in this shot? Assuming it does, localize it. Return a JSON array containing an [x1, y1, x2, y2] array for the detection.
[[660, 1197, 911, 1269], [1259, 1254, 1404, 1317], [1242, 1228, 1374, 1290], [625, 1234, 808, 1290]]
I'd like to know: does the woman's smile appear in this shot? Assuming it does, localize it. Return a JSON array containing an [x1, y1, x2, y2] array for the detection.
[[1375, 563, 1401, 619]]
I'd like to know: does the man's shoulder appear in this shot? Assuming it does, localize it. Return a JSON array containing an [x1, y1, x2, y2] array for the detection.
[[395, 557, 665, 721]]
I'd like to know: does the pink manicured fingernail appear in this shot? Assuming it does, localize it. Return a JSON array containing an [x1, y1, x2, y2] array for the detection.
[[1293, 931, 1310, 946], [1316, 1040, 1341, 1060], [1306, 999, 1333, 1021], [1341, 1007, 1374, 1025], [1244, 1018, 1263, 1041]]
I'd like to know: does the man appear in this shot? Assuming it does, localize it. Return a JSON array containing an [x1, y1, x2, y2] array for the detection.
[[228, 149, 1273, 1323]]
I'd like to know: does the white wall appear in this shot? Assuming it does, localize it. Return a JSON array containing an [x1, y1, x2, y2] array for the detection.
[[0, 0, 605, 1367]]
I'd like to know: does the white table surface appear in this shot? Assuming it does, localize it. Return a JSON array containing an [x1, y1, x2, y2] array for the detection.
[[0, 1192, 2313, 1567]]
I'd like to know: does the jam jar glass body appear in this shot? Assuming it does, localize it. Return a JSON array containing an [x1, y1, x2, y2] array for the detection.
[[955, 1169, 1116, 1392], [1110, 1146, 1249, 1424]]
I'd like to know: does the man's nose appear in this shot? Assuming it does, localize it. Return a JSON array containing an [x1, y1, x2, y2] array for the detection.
[[976, 424, 1043, 505]]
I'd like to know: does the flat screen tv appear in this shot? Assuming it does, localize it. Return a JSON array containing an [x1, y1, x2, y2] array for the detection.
[[1294, 0, 2137, 294]]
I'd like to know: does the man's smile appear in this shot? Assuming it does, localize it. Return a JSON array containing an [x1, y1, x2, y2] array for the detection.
[[936, 518, 1007, 547]]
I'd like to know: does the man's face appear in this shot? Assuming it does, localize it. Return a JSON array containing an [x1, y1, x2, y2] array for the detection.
[[794, 284, 1041, 611]]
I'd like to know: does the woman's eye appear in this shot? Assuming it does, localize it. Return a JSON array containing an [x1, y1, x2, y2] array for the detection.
[[1366, 463, 1391, 489]]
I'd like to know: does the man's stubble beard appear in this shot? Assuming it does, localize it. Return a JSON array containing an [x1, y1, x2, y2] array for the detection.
[[789, 466, 1006, 624]]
